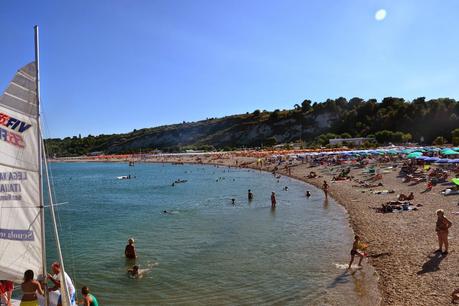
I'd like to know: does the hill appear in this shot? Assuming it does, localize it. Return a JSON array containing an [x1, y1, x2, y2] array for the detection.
[[45, 97, 459, 156]]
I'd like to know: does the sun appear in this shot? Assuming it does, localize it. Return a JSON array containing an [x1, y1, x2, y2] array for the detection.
[[375, 9, 387, 21]]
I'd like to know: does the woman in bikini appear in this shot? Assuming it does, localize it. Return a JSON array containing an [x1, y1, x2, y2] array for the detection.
[[20, 270, 44, 306], [435, 209, 452, 255]]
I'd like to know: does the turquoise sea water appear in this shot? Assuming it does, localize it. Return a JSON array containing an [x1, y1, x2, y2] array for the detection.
[[43, 162, 373, 305]]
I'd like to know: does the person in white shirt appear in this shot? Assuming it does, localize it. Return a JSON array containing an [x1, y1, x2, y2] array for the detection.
[[47, 262, 76, 306]]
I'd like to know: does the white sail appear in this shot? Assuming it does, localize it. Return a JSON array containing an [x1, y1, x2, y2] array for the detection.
[[0, 62, 42, 282]]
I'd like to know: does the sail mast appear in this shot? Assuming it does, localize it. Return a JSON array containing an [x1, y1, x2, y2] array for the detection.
[[34, 25, 49, 306]]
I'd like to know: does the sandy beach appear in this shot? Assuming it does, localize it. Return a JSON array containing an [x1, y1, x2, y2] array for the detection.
[[55, 152, 459, 305]]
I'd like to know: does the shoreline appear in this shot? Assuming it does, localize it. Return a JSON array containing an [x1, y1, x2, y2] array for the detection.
[[54, 151, 459, 305]]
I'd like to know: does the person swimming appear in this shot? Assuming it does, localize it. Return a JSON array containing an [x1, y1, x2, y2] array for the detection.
[[127, 265, 139, 278], [128, 264, 156, 279]]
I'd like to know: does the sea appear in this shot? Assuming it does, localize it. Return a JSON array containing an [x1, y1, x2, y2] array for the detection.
[[42, 162, 378, 305]]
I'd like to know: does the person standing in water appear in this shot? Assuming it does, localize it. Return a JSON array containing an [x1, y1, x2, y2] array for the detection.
[[435, 209, 452, 255], [348, 235, 365, 269], [306, 191, 311, 198], [322, 180, 329, 198], [271, 192, 276, 208], [81, 286, 99, 306], [125, 238, 137, 259], [248, 189, 254, 201]]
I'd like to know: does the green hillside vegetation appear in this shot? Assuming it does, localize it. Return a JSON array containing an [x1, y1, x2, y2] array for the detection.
[[45, 97, 459, 156]]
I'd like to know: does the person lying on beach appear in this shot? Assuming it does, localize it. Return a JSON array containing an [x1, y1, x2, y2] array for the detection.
[[435, 209, 452, 255], [398, 192, 414, 201], [452, 288, 459, 303], [348, 235, 365, 269], [125, 238, 137, 259]]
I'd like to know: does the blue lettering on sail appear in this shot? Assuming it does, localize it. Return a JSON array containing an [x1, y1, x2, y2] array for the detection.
[[0, 228, 34, 241]]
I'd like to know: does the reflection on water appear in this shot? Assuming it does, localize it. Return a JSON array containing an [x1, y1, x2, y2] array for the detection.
[[42, 163, 376, 305]]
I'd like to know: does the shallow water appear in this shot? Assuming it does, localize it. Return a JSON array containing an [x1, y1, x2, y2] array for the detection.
[[42, 162, 377, 305]]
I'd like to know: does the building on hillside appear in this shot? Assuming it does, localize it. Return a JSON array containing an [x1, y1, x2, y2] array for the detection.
[[329, 137, 374, 146]]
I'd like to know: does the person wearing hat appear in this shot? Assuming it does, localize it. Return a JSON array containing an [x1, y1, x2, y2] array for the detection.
[[125, 238, 137, 259]]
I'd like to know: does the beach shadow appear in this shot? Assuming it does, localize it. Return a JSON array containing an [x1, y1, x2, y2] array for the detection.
[[328, 271, 351, 288], [420, 189, 432, 194], [367, 252, 391, 259], [417, 252, 445, 274], [323, 198, 329, 209]]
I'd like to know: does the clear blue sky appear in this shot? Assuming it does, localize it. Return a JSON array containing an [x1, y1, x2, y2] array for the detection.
[[1, 0, 458, 138]]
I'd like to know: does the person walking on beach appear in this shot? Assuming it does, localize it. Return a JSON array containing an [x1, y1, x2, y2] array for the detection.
[[125, 238, 137, 259], [81, 286, 99, 306], [20, 270, 44, 306], [348, 235, 365, 269], [322, 180, 329, 198], [271, 192, 276, 208], [435, 209, 452, 255]]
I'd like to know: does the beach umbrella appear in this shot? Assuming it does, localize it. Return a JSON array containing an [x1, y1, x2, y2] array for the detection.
[[441, 149, 457, 155], [452, 178, 459, 185], [435, 159, 450, 164], [407, 152, 423, 159]]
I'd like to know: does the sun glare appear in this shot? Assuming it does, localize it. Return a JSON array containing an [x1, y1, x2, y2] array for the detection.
[[375, 9, 387, 21]]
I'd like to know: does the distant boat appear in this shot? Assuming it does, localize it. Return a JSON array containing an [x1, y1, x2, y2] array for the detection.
[[117, 175, 133, 180], [1, 26, 73, 306], [174, 179, 188, 184]]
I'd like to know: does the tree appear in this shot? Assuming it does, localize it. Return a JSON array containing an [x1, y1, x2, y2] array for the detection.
[[264, 137, 277, 147], [452, 128, 459, 146], [293, 104, 301, 111], [301, 99, 312, 112], [433, 136, 447, 146], [402, 133, 412, 143], [270, 109, 280, 120], [374, 130, 394, 144]]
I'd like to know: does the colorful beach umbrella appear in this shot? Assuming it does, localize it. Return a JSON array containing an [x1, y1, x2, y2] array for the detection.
[[452, 178, 459, 186], [407, 152, 423, 159]]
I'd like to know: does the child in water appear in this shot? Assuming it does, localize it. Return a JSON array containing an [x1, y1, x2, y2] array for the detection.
[[348, 235, 365, 269], [128, 265, 140, 278], [128, 263, 158, 279]]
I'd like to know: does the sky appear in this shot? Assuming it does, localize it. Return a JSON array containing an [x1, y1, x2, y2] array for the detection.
[[1, 0, 459, 138]]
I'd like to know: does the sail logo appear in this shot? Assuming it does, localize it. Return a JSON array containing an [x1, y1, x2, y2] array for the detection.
[[0, 228, 34, 241], [0, 112, 31, 148]]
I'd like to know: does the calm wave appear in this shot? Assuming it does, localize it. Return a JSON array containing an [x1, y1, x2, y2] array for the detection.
[[42, 162, 372, 305]]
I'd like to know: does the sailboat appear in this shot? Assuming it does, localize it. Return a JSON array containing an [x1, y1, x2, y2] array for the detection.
[[0, 27, 74, 306]]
